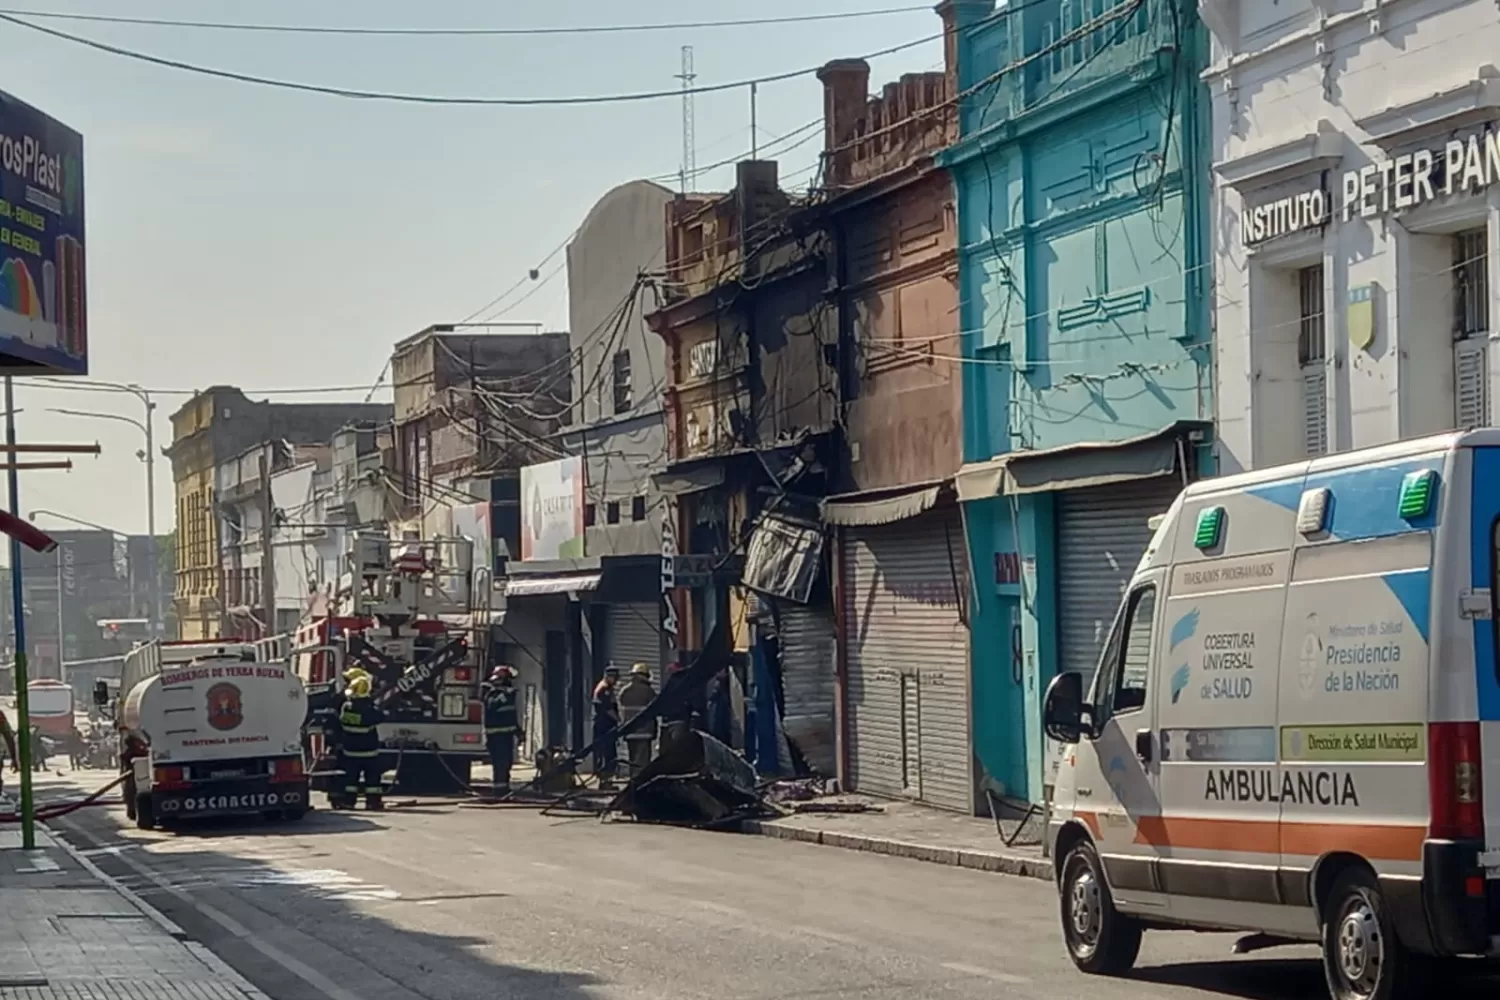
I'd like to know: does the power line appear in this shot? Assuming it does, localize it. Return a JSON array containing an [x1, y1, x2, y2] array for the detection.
[[0, 14, 943, 106], [0, 6, 932, 37], [458, 229, 578, 325]]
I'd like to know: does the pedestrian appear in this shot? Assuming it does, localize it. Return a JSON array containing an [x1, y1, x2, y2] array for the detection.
[[617, 662, 656, 778], [591, 665, 621, 788], [29, 726, 46, 772], [335, 675, 385, 811], [68, 725, 85, 771], [481, 665, 522, 797]]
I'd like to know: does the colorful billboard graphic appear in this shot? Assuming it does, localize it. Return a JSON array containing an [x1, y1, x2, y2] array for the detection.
[[520, 457, 584, 561], [0, 89, 85, 375]]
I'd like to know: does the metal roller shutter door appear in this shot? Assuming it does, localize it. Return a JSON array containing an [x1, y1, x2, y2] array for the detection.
[[606, 603, 662, 681], [774, 601, 836, 776], [842, 510, 972, 813], [1056, 477, 1180, 695]]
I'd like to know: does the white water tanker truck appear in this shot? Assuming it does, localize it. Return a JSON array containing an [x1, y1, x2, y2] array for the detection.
[[105, 640, 310, 830]]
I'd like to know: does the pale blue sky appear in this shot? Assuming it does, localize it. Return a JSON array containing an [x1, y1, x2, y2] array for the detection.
[[0, 0, 945, 547]]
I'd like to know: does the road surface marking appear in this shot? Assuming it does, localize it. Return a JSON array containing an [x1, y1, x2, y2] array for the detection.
[[941, 961, 1030, 984], [59, 818, 369, 1000]]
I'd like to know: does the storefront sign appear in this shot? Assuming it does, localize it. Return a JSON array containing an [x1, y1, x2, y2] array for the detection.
[[661, 498, 678, 638], [1341, 130, 1500, 221], [520, 457, 584, 560], [1242, 189, 1331, 245], [1242, 127, 1500, 246]]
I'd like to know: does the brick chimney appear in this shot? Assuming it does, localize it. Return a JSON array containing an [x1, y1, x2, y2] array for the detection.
[[937, 0, 996, 94], [817, 59, 870, 186], [736, 159, 781, 253]]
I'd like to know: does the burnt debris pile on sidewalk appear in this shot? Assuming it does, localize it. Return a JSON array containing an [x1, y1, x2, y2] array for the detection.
[[484, 620, 838, 829], [612, 730, 766, 827]]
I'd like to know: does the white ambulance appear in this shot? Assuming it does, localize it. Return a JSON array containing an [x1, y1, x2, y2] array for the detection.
[[1043, 430, 1500, 1000]]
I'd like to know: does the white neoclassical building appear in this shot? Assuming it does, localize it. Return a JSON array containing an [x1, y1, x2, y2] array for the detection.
[[1205, 0, 1500, 472]]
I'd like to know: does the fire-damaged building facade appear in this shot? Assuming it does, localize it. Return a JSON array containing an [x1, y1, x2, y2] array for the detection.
[[647, 159, 838, 776]]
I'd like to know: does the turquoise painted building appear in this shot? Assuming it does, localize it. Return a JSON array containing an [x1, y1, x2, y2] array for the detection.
[[940, 0, 1214, 805]]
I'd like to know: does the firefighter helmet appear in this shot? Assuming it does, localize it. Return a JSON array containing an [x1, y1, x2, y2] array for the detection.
[[342, 666, 369, 682], [347, 676, 372, 698], [630, 662, 651, 677], [489, 665, 516, 683]]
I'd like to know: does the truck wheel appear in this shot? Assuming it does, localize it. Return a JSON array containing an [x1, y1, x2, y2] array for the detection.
[[134, 795, 155, 831], [1322, 868, 1428, 1000], [283, 806, 308, 822], [1059, 840, 1141, 975]]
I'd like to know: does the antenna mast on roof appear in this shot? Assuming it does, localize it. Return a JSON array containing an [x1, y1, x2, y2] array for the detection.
[[675, 45, 697, 193]]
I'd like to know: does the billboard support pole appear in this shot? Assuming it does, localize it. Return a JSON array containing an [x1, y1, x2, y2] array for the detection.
[[4, 376, 36, 850]]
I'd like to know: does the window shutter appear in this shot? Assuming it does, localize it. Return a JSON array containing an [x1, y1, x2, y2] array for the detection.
[[1455, 337, 1491, 429], [1301, 363, 1328, 456]]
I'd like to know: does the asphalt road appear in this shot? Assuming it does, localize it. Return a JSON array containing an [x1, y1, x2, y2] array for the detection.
[[24, 769, 1495, 1000]]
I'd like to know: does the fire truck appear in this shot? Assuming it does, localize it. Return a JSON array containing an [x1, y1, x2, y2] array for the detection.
[[294, 530, 492, 794]]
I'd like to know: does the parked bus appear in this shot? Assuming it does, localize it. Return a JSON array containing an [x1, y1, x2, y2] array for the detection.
[[27, 678, 75, 737]]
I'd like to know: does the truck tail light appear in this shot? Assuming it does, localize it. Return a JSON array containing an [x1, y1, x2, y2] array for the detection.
[[452, 666, 473, 683], [1429, 721, 1484, 840], [152, 766, 188, 791], [270, 758, 304, 783]]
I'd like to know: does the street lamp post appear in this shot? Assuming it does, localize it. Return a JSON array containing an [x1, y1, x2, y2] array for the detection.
[[47, 385, 160, 636]]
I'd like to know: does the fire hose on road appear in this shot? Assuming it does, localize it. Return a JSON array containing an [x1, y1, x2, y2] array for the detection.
[[0, 772, 128, 824]]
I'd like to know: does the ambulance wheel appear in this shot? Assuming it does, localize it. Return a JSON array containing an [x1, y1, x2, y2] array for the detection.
[[1322, 868, 1428, 1000], [134, 795, 155, 831], [1059, 840, 1141, 975]]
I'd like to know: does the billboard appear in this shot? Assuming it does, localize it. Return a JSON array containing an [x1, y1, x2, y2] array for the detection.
[[0, 89, 85, 375], [520, 457, 584, 561]]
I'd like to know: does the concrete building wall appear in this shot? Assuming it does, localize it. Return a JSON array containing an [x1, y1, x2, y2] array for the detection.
[[946, 0, 1213, 803], [565, 180, 674, 558], [169, 387, 391, 638], [1205, 0, 1500, 471]]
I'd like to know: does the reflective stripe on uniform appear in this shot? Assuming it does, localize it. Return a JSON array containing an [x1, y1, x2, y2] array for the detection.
[[342, 725, 375, 734], [343, 749, 380, 758], [485, 726, 517, 735]]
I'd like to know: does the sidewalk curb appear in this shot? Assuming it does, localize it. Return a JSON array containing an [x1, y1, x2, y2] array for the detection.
[[47, 821, 276, 1000], [741, 819, 1053, 881]]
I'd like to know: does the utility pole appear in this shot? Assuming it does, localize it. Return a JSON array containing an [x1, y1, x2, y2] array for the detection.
[[676, 45, 697, 192], [258, 448, 276, 639], [2, 380, 98, 849]]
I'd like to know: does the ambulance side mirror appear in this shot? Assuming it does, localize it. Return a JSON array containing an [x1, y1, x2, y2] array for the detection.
[[1043, 671, 1085, 744]]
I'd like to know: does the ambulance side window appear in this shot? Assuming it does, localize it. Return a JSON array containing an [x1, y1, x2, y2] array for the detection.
[[1108, 585, 1156, 718]]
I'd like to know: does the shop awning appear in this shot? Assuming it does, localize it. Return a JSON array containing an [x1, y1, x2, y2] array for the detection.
[[503, 572, 601, 597], [741, 513, 824, 605], [955, 423, 1204, 501], [652, 464, 725, 497], [821, 481, 944, 527]]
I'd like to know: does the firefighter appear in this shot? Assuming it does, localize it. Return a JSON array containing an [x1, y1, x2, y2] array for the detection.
[[591, 664, 621, 788], [482, 666, 521, 796], [336, 675, 386, 811], [617, 662, 656, 778]]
